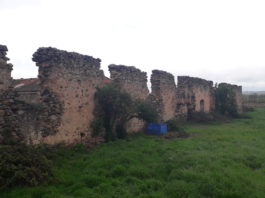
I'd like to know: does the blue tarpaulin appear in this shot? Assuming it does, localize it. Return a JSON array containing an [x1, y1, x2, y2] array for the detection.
[[147, 123, 167, 134]]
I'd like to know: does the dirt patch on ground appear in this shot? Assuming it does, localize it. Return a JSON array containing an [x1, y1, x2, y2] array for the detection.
[[146, 131, 190, 140], [163, 131, 190, 140]]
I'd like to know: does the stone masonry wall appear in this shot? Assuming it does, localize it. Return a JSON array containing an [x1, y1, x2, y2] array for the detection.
[[0, 45, 39, 144], [109, 64, 149, 132], [150, 70, 177, 122], [0, 44, 244, 145], [109, 65, 149, 100], [177, 76, 215, 116], [32, 47, 105, 144]]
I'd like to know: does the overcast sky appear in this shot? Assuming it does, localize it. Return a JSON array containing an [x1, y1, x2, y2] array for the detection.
[[1, 0, 265, 91]]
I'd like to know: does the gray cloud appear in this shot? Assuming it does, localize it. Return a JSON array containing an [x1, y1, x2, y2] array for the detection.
[[1, 0, 265, 91]]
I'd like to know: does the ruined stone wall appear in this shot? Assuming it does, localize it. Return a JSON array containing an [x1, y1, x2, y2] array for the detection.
[[177, 76, 214, 116], [218, 83, 243, 114], [0, 45, 39, 144], [109, 64, 149, 132], [109, 65, 149, 100], [32, 47, 105, 144], [0, 44, 245, 145], [0, 96, 42, 144], [150, 70, 177, 122]]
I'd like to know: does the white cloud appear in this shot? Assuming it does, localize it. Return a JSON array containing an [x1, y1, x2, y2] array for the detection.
[[1, 0, 265, 91]]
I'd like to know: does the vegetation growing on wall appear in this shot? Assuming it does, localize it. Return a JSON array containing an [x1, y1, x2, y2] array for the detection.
[[215, 85, 238, 117], [91, 83, 157, 142]]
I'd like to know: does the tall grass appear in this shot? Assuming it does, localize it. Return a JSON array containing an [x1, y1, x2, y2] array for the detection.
[[1, 108, 265, 198]]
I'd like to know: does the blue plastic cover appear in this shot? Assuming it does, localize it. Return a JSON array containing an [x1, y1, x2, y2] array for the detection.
[[147, 123, 167, 134]]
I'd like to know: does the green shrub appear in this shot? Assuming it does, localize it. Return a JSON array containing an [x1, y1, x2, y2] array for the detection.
[[93, 83, 135, 141], [166, 119, 185, 131], [0, 144, 53, 189], [92, 83, 158, 142], [136, 101, 158, 123]]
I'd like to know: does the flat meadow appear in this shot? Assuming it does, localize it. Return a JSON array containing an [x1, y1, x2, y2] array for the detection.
[[1, 108, 265, 198]]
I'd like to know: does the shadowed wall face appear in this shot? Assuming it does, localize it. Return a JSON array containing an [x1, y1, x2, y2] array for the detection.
[[32, 47, 105, 144]]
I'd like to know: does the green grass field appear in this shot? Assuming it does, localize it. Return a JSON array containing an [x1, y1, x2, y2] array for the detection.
[[1, 108, 265, 198]]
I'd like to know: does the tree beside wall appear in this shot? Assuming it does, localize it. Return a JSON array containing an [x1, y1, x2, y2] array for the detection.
[[91, 83, 157, 142]]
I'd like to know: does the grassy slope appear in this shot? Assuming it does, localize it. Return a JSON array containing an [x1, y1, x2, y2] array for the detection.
[[2, 109, 265, 198]]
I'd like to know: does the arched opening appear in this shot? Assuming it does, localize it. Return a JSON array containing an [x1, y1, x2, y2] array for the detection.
[[200, 99, 205, 112]]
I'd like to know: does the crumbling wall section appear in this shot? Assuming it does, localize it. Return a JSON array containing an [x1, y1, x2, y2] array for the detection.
[[177, 76, 215, 116], [0, 45, 40, 144], [32, 47, 105, 144], [109, 65, 149, 99], [109, 64, 149, 132], [150, 70, 177, 122]]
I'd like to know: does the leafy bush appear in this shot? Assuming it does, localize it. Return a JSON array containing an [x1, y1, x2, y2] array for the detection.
[[92, 83, 158, 142], [136, 101, 158, 123], [0, 144, 53, 189], [93, 83, 135, 141], [166, 119, 185, 132]]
